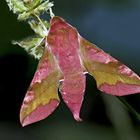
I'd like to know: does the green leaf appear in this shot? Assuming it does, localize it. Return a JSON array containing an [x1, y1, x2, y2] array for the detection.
[[13, 37, 44, 59], [18, 0, 54, 20], [28, 19, 50, 37], [23, 0, 41, 10], [6, 0, 28, 13], [6, 0, 54, 20], [33, 0, 54, 15], [17, 12, 31, 20]]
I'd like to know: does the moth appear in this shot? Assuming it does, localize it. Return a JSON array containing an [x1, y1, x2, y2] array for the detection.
[[20, 16, 140, 126]]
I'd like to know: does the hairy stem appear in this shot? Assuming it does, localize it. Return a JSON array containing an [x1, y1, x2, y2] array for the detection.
[[49, 7, 55, 18], [33, 14, 48, 36]]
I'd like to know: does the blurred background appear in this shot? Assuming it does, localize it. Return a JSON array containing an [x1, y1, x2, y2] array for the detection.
[[0, 0, 140, 140]]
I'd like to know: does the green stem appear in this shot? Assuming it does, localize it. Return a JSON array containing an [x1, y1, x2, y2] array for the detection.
[[117, 96, 140, 122], [49, 7, 55, 18], [12, 0, 27, 13], [33, 14, 48, 35]]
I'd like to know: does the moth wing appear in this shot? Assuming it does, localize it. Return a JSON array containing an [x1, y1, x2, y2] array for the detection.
[[79, 37, 140, 96], [20, 47, 61, 126]]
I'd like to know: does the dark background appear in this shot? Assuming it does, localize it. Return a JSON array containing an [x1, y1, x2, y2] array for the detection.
[[0, 0, 140, 140]]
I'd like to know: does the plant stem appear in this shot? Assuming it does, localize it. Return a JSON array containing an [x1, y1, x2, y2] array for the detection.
[[49, 7, 55, 18], [33, 14, 48, 36], [117, 96, 140, 122]]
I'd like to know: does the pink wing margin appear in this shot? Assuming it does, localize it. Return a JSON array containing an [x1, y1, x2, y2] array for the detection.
[[79, 37, 140, 96], [20, 46, 61, 126]]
